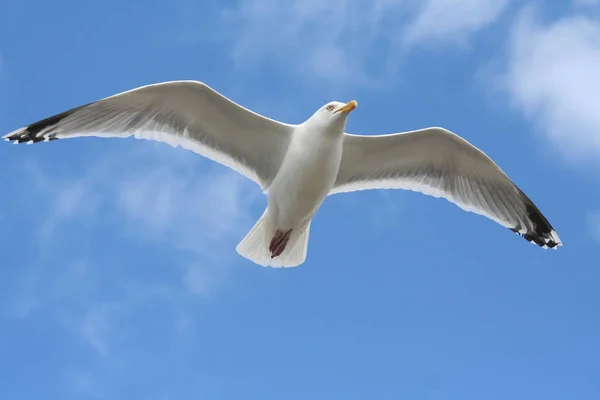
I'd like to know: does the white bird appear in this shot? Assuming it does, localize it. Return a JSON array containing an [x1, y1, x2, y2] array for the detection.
[[3, 80, 562, 267]]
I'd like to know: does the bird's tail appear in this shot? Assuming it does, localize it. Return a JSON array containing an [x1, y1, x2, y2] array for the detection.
[[236, 209, 311, 268]]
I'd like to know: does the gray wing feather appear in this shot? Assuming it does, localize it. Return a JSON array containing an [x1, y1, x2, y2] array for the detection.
[[3, 81, 294, 190], [332, 127, 561, 249]]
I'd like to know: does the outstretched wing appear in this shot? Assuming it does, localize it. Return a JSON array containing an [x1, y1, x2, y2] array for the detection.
[[332, 127, 561, 249], [4, 80, 295, 191]]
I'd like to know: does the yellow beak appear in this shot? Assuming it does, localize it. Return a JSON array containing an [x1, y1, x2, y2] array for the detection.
[[335, 100, 358, 114]]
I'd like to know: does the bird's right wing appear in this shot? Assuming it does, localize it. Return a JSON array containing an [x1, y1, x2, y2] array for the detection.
[[4, 80, 295, 191], [332, 127, 561, 249]]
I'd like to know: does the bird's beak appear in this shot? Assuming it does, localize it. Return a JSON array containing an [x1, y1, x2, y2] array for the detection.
[[335, 100, 358, 114]]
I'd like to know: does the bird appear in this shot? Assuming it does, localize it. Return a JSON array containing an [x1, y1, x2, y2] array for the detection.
[[3, 80, 561, 267]]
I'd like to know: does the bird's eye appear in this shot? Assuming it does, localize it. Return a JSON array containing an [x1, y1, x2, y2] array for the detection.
[[326, 105, 335, 111]]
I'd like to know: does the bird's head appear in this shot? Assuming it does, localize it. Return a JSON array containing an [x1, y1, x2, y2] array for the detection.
[[305, 100, 358, 133]]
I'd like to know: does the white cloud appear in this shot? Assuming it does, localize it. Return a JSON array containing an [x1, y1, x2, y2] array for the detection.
[[39, 176, 103, 241], [403, 0, 512, 47], [4, 140, 261, 369], [113, 156, 255, 254], [218, 0, 511, 85], [220, 0, 397, 84], [501, 8, 600, 161], [78, 303, 123, 355], [20, 142, 257, 257]]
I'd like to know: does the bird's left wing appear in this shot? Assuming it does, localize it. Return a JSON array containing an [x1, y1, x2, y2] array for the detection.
[[332, 127, 561, 249], [3, 81, 295, 191]]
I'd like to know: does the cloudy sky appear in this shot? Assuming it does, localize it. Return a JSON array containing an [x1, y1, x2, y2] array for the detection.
[[0, 0, 599, 399]]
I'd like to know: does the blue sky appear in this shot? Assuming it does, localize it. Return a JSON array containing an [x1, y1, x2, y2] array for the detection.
[[1, 0, 599, 398]]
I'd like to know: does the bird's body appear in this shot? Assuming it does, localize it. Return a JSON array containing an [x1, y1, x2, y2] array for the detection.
[[237, 102, 350, 266], [3, 80, 562, 267], [269, 117, 343, 228]]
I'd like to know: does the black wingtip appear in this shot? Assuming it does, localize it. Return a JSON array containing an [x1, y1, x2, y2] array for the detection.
[[510, 190, 562, 250], [4, 130, 59, 144], [3, 103, 89, 144]]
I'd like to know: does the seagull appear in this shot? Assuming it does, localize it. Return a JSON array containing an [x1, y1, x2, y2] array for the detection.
[[3, 80, 561, 267]]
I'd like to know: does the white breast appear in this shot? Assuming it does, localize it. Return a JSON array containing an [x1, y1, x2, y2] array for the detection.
[[267, 126, 343, 228]]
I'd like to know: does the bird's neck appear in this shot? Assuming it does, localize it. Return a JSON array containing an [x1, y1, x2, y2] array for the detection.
[[301, 119, 346, 139]]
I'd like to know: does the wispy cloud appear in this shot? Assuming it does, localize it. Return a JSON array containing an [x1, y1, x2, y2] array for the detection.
[[500, 7, 600, 162], [112, 149, 256, 255], [78, 302, 123, 355], [402, 0, 512, 48], [21, 141, 257, 256], [4, 139, 260, 365], [1, 138, 262, 395], [215, 0, 511, 86], [219, 0, 403, 85]]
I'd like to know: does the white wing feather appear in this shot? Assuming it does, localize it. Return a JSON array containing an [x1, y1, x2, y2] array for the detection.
[[3, 80, 294, 191], [332, 127, 561, 248]]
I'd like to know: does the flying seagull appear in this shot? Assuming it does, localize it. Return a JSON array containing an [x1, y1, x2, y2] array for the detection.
[[3, 80, 561, 267]]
